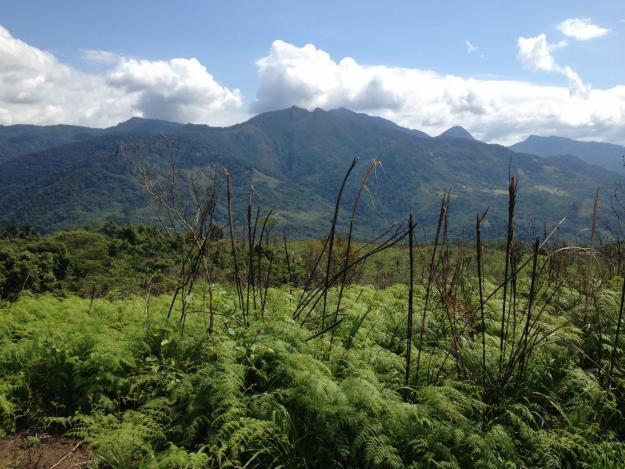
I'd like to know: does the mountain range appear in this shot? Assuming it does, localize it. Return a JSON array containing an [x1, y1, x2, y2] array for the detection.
[[510, 135, 625, 175], [0, 107, 622, 240]]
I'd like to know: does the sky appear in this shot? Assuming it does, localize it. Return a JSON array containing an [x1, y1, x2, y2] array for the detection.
[[0, 0, 624, 144]]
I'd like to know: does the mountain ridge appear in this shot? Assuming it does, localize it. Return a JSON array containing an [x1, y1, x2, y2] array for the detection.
[[510, 134, 625, 174], [0, 108, 620, 240]]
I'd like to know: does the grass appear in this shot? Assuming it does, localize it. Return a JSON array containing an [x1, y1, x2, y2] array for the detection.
[[251, 169, 281, 190], [480, 188, 508, 196], [533, 185, 568, 196]]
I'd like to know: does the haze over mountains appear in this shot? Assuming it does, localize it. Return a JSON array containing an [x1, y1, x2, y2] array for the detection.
[[510, 135, 625, 175], [0, 106, 622, 240]]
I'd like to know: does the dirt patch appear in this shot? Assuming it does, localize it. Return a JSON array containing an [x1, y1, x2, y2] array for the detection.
[[0, 433, 93, 468]]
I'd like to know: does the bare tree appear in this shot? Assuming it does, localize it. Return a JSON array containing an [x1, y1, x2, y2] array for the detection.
[[117, 138, 222, 333]]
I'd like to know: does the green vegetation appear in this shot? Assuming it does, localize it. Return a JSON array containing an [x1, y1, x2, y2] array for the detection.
[[0, 267, 624, 467], [0, 215, 624, 467], [0, 222, 182, 299], [1, 136, 625, 467], [532, 185, 568, 196], [0, 108, 621, 239]]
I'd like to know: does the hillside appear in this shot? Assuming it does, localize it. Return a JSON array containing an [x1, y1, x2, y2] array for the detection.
[[0, 107, 620, 240], [0, 124, 102, 164], [510, 135, 625, 175], [0, 117, 183, 165]]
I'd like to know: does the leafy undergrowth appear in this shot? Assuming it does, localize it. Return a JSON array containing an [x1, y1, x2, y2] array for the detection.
[[0, 284, 624, 468]]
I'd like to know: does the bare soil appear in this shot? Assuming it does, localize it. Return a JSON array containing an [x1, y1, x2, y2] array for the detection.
[[0, 433, 93, 468]]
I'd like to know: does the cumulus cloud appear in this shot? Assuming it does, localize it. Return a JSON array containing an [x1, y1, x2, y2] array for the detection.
[[252, 40, 625, 144], [0, 25, 127, 126], [557, 18, 610, 40], [0, 25, 245, 127], [1, 25, 624, 146], [107, 58, 244, 123], [517, 34, 589, 97], [517, 34, 558, 71]]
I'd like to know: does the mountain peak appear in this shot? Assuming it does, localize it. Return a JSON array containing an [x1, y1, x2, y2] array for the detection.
[[288, 105, 309, 114], [438, 126, 475, 140], [111, 116, 148, 128], [109, 116, 183, 134], [0, 106, 619, 239]]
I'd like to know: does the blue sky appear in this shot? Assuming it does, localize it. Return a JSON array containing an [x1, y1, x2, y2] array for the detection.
[[0, 0, 623, 143]]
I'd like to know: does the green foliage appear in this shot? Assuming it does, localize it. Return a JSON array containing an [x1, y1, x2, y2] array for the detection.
[[2, 227, 625, 468], [0, 223, 181, 298], [0, 275, 623, 467], [0, 109, 620, 240]]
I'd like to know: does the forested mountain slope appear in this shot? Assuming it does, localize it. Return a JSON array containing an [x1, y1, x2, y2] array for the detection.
[[0, 107, 620, 239]]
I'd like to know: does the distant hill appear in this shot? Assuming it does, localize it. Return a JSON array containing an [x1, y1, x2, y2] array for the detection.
[[107, 116, 184, 135], [0, 117, 183, 165], [437, 126, 475, 141], [510, 135, 625, 175], [0, 124, 102, 164], [0, 107, 620, 240]]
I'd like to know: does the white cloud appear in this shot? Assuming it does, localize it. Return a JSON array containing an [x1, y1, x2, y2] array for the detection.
[[0, 25, 128, 127], [1, 25, 624, 146], [107, 57, 244, 123], [0, 25, 245, 127], [466, 41, 478, 54], [252, 40, 625, 145], [517, 34, 557, 72], [517, 34, 589, 97], [557, 18, 610, 40]]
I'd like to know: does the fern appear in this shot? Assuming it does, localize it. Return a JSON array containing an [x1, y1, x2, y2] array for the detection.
[[2, 278, 625, 467]]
